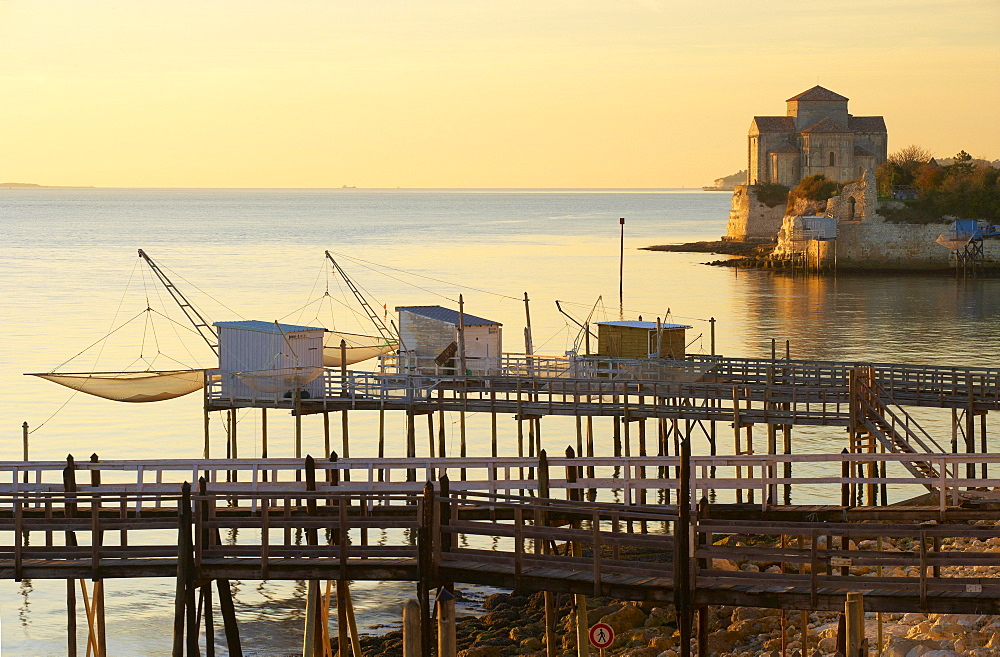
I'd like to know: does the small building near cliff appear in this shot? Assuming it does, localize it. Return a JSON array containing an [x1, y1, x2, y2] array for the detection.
[[748, 86, 887, 187]]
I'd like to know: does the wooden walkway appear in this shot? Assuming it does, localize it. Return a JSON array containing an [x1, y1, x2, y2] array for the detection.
[[3, 457, 1000, 615]]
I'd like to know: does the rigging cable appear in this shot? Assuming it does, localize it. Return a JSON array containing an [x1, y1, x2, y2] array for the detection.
[[326, 250, 521, 302]]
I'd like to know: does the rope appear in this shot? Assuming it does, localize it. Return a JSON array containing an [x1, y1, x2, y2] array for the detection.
[[556, 298, 713, 323], [326, 250, 521, 301]]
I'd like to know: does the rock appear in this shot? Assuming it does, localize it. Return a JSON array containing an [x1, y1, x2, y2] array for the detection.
[[600, 604, 648, 634], [817, 636, 837, 653], [883, 636, 923, 657], [707, 629, 742, 653], [713, 558, 740, 571], [649, 635, 676, 650], [520, 636, 542, 651], [458, 647, 502, 657]]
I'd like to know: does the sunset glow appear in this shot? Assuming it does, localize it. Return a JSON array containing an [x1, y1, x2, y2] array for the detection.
[[1, 0, 997, 188]]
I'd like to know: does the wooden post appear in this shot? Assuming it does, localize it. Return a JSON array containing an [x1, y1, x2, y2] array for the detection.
[[294, 390, 302, 460], [203, 406, 211, 460], [323, 412, 330, 461], [841, 448, 851, 507], [537, 449, 557, 657], [261, 409, 268, 481], [67, 578, 77, 657], [437, 589, 457, 657], [676, 437, 692, 657], [563, 447, 589, 657], [64, 456, 79, 657], [341, 409, 351, 483], [302, 580, 319, 657], [173, 482, 191, 657], [402, 599, 421, 657], [845, 592, 866, 657], [217, 579, 243, 657], [697, 606, 709, 657], [204, 582, 215, 657], [22, 421, 28, 483], [418, 482, 435, 657]]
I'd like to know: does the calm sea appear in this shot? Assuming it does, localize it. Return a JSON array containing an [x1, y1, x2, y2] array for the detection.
[[1, 189, 998, 654]]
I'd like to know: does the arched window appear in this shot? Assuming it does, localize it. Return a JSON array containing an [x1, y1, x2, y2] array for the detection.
[[829, 151, 836, 166], [848, 197, 856, 219]]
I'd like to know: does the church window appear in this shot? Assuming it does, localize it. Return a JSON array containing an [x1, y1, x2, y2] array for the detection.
[[848, 197, 856, 219], [829, 151, 836, 166]]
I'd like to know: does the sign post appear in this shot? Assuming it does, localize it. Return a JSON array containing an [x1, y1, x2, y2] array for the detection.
[[589, 622, 614, 655]]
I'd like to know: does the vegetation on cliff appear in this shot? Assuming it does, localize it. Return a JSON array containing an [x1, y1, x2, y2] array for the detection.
[[877, 147, 1000, 224], [751, 182, 789, 207]]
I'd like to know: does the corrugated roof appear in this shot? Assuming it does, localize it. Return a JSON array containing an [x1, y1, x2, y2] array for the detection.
[[214, 320, 326, 334], [848, 116, 887, 132], [597, 321, 692, 330], [751, 116, 795, 133], [396, 305, 502, 326], [800, 117, 850, 134], [786, 86, 848, 102], [768, 143, 800, 154]]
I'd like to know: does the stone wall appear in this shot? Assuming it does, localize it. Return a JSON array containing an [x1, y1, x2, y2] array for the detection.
[[724, 185, 786, 241], [813, 218, 1000, 269], [771, 171, 1000, 269]]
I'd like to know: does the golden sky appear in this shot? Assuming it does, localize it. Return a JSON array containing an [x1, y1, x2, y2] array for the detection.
[[1, 0, 997, 188]]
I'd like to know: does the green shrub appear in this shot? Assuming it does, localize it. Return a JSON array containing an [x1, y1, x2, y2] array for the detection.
[[753, 183, 789, 208], [789, 174, 840, 202]]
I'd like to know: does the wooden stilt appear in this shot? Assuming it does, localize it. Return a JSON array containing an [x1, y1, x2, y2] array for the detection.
[[303, 579, 319, 657], [437, 591, 457, 657], [79, 580, 101, 657], [341, 410, 351, 483], [203, 406, 211, 460], [697, 606, 709, 657], [68, 578, 77, 657], [344, 584, 362, 657], [427, 412, 435, 461], [402, 599, 421, 657], [323, 413, 330, 461], [204, 582, 215, 657], [217, 579, 243, 657], [261, 408, 268, 481], [378, 405, 386, 482], [406, 408, 416, 482]]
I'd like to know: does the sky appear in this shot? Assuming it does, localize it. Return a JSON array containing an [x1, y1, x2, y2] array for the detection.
[[1, 0, 997, 188]]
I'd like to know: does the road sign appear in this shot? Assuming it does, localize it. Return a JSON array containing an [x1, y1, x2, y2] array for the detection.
[[589, 622, 614, 648]]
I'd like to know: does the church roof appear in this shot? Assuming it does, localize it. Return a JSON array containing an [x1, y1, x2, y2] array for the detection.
[[787, 86, 849, 102], [751, 116, 795, 132], [801, 117, 851, 133], [854, 145, 875, 157], [848, 116, 887, 132], [768, 143, 800, 154]]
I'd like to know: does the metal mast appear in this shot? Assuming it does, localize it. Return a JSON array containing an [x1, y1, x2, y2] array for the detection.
[[324, 251, 398, 344], [137, 249, 219, 355]]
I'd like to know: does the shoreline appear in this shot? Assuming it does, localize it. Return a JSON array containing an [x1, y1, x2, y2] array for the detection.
[[643, 240, 1000, 275]]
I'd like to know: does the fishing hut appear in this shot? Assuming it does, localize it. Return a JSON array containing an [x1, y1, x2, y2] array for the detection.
[[215, 320, 326, 401], [395, 305, 502, 375], [596, 320, 691, 359]]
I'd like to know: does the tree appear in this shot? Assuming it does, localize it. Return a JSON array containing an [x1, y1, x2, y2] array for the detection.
[[888, 144, 933, 166], [949, 150, 974, 175]]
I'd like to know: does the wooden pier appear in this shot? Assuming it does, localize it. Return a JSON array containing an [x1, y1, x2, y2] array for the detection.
[[4, 444, 1000, 655]]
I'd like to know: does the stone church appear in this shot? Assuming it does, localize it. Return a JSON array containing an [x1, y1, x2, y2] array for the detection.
[[747, 86, 887, 186]]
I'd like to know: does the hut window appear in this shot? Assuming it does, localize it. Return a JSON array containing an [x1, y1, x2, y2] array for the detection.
[[488, 326, 498, 334], [829, 151, 836, 166]]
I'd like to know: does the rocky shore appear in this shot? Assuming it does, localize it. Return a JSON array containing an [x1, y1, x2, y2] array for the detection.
[[356, 524, 1000, 656]]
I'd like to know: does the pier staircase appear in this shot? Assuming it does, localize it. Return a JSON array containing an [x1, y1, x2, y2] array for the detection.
[[855, 369, 948, 487]]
